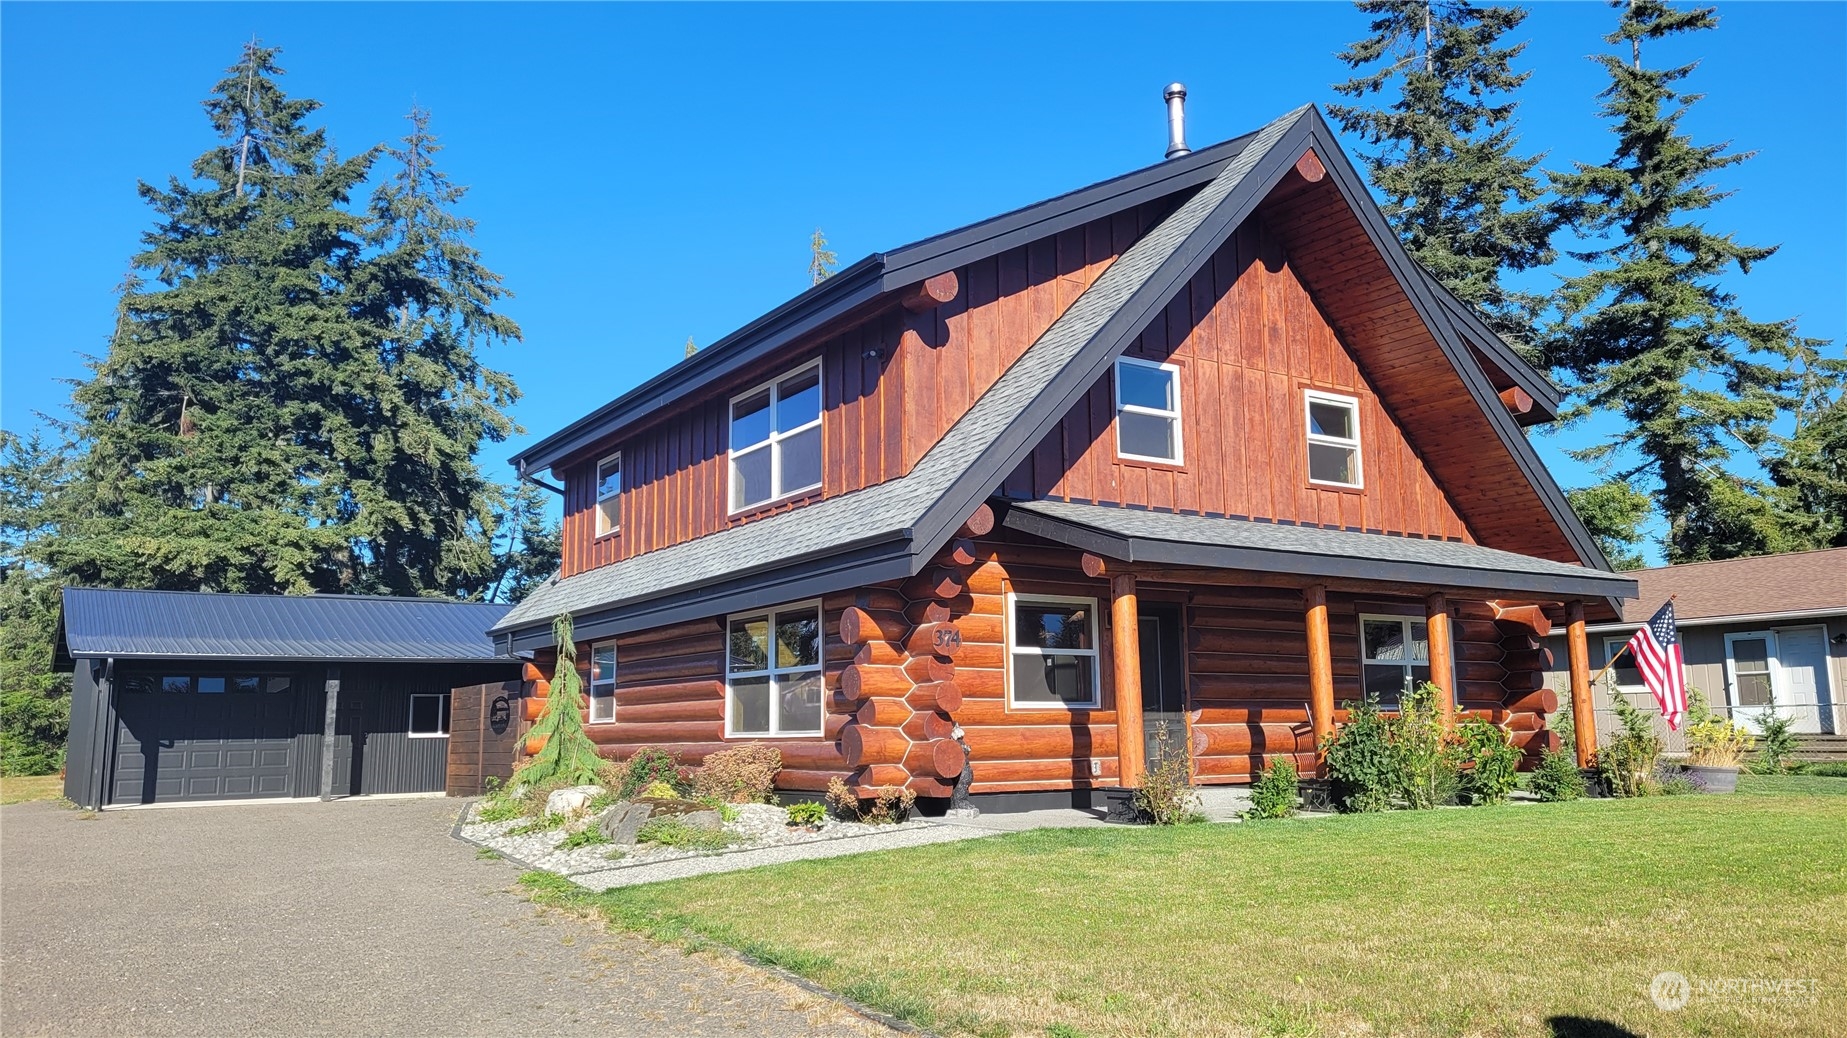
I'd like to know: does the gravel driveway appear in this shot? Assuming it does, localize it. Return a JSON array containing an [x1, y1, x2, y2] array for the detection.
[[0, 797, 890, 1038]]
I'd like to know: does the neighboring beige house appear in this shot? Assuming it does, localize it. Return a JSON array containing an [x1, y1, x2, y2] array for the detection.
[[1546, 548, 1847, 754]]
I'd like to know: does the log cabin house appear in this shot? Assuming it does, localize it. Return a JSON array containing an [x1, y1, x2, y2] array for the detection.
[[491, 102, 1639, 809]]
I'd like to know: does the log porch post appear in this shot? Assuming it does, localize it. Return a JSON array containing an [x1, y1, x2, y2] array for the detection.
[[1566, 600, 1596, 768], [1305, 585, 1335, 771], [1425, 593, 1456, 728], [1110, 573, 1146, 788]]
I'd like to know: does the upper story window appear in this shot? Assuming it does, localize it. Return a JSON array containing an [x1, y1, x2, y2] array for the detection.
[[730, 362, 823, 513], [595, 454, 622, 536], [1304, 390, 1362, 488], [589, 641, 617, 723], [1007, 594, 1101, 709], [726, 602, 824, 737], [1115, 357, 1183, 464]]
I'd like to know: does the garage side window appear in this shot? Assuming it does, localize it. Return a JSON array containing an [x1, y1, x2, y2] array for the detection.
[[409, 693, 450, 738], [589, 642, 617, 723]]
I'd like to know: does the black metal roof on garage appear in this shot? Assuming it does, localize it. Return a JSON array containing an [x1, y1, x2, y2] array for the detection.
[[56, 587, 517, 665]]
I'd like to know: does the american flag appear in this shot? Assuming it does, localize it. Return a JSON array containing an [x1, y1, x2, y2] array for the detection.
[[1626, 600, 1688, 731]]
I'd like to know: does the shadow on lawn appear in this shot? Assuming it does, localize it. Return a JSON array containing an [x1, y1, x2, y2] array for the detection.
[[1547, 1016, 1644, 1038]]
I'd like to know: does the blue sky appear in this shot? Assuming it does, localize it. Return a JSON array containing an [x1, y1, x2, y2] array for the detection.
[[4, 2, 1843, 559]]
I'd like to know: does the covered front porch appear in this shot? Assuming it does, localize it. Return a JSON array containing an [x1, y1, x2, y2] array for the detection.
[[997, 500, 1639, 787]]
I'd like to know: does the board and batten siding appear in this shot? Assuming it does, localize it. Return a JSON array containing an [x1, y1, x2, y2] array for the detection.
[[1544, 615, 1847, 751], [554, 205, 1165, 580], [1005, 220, 1473, 542]]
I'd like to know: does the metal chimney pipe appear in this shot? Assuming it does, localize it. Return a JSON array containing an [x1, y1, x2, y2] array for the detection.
[[1164, 82, 1190, 158]]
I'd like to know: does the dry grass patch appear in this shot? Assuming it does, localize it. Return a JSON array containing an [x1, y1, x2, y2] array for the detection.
[[525, 778, 1847, 1037], [0, 774, 65, 806]]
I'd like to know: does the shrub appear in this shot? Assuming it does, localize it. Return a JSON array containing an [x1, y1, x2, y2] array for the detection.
[[1806, 762, 1847, 779], [557, 825, 611, 851], [1529, 747, 1586, 802], [1451, 715, 1520, 806], [475, 797, 524, 823], [786, 801, 826, 827], [635, 816, 737, 851], [1132, 728, 1201, 825], [1548, 694, 1576, 757], [1323, 694, 1395, 812], [620, 747, 684, 799], [1683, 688, 1753, 768], [518, 615, 606, 788], [1392, 682, 1457, 809], [1246, 757, 1298, 820], [595, 756, 630, 794], [1751, 707, 1801, 775], [638, 780, 679, 800], [690, 744, 783, 804], [1655, 761, 1704, 795], [1597, 695, 1664, 797], [825, 777, 918, 824]]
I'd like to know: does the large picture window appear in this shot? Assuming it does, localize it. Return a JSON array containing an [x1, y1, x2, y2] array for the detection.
[[589, 641, 617, 723], [1008, 595, 1101, 709], [729, 362, 823, 512], [1305, 390, 1362, 488], [726, 603, 824, 737], [594, 454, 622, 536], [1359, 613, 1453, 705], [1114, 357, 1183, 464]]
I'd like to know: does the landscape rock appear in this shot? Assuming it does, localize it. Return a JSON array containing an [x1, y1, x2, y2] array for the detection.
[[597, 802, 653, 845], [543, 785, 604, 819], [634, 796, 708, 818], [678, 810, 723, 832]]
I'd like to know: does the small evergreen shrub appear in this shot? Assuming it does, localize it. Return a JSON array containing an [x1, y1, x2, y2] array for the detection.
[[1246, 757, 1298, 820], [619, 747, 684, 799], [1597, 694, 1664, 797], [1323, 695, 1395, 812], [1132, 729, 1201, 825], [1452, 715, 1520, 806], [1751, 707, 1801, 775], [786, 801, 826, 827], [519, 615, 607, 789], [690, 744, 783, 804], [638, 780, 679, 800], [1529, 747, 1586, 802]]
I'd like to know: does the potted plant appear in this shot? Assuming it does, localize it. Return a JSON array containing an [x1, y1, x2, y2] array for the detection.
[[1683, 689, 1753, 793]]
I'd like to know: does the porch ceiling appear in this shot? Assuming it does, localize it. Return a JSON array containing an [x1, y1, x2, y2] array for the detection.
[[1002, 500, 1639, 601]]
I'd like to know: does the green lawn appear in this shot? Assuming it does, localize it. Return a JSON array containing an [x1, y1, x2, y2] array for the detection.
[[526, 776, 1846, 1038], [0, 774, 65, 805]]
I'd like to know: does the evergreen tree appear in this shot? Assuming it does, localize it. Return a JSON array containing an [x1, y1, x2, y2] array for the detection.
[[1566, 480, 1651, 570], [685, 335, 698, 358], [1331, 0, 1555, 356], [0, 432, 73, 775], [50, 41, 380, 592], [357, 105, 526, 596], [1766, 340, 1847, 548], [1546, 0, 1801, 563], [808, 228, 837, 286], [484, 482, 563, 604]]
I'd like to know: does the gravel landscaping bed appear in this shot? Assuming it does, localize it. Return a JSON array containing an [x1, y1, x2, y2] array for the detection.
[[460, 801, 958, 878]]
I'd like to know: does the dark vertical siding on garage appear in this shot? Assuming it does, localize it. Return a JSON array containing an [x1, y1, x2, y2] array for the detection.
[[329, 663, 516, 796], [62, 662, 105, 808]]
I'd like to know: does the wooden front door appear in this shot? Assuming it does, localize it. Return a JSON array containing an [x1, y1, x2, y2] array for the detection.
[[1139, 608, 1188, 772]]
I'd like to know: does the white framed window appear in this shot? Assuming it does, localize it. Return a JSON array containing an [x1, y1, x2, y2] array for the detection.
[[726, 602, 824, 737], [589, 641, 617, 724], [729, 361, 823, 513], [1359, 613, 1440, 705], [1006, 593, 1102, 709], [1304, 389, 1362, 488], [594, 454, 622, 536], [408, 693, 450, 739], [1114, 356, 1183, 464], [1601, 635, 1645, 696]]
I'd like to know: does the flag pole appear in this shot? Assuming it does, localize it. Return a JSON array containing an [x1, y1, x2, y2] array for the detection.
[[1588, 594, 1676, 688]]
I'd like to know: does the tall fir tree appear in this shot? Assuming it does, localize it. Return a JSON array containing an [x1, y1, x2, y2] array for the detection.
[[0, 432, 73, 775], [1765, 341, 1847, 549], [1331, 0, 1555, 357], [808, 228, 837, 286], [1547, 0, 1805, 563], [51, 40, 379, 592]]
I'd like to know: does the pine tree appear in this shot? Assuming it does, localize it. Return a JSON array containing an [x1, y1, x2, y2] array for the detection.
[[483, 482, 563, 604], [808, 228, 837, 286], [1766, 340, 1847, 548], [1566, 480, 1652, 570], [51, 40, 377, 592], [357, 105, 526, 596], [685, 335, 698, 358], [1331, 0, 1555, 356], [1547, 0, 1802, 564], [0, 432, 73, 775]]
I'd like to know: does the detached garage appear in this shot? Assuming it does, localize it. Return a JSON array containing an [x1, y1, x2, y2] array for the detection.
[[57, 589, 522, 809]]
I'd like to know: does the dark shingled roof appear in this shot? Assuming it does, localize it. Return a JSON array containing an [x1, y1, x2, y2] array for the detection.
[[58, 587, 514, 664], [1605, 548, 1847, 625], [1003, 500, 1637, 600]]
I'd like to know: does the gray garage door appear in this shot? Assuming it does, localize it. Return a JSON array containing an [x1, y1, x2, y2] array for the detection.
[[112, 672, 300, 805]]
